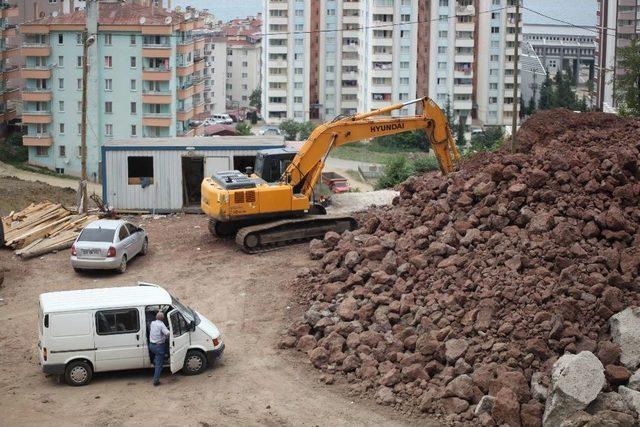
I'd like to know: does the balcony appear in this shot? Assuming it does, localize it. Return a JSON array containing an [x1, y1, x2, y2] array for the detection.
[[23, 111, 52, 124], [2, 45, 20, 59], [142, 45, 171, 58], [22, 44, 51, 57], [22, 89, 52, 102], [455, 38, 475, 48], [142, 67, 172, 81], [23, 134, 53, 147], [455, 54, 474, 63], [194, 80, 205, 93], [194, 37, 205, 51], [2, 87, 20, 101], [177, 40, 194, 54], [194, 59, 204, 73], [456, 22, 475, 32], [142, 113, 172, 127], [194, 102, 205, 115], [453, 85, 473, 95], [177, 107, 194, 122], [3, 66, 19, 80], [0, 4, 18, 18], [176, 63, 195, 76], [456, 5, 475, 16], [178, 85, 194, 99], [453, 100, 473, 110], [0, 108, 17, 121], [142, 91, 172, 104], [21, 65, 53, 79]]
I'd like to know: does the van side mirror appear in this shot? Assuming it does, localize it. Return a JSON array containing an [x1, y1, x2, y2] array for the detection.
[[190, 320, 196, 331]]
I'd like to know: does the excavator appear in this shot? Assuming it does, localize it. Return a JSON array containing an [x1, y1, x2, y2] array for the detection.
[[200, 96, 460, 252]]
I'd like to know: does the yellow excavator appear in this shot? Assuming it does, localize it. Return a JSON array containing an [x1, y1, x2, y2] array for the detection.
[[201, 96, 460, 252]]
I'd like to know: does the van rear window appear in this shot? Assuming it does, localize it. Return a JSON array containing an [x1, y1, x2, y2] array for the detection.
[[78, 228, 116, 242]]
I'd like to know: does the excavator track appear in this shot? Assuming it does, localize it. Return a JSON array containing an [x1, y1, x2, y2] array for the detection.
[[235, 215, 357, 254]]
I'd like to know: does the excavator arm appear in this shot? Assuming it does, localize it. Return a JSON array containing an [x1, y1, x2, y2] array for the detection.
[[283, 97, 460, 199]]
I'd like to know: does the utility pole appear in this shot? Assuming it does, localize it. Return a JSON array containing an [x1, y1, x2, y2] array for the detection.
[[510, 0, 521, 153], [80, 0, 97, 213]]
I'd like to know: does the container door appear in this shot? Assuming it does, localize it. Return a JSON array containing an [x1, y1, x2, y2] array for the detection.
[[204, 156, 231, 177], [168, 309, 190, 373]]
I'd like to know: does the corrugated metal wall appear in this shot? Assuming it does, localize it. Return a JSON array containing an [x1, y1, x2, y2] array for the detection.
[[104, 149, 244, 211]]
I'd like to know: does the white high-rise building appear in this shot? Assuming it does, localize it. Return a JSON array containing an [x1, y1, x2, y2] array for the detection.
[[263, 0, 521, 128]]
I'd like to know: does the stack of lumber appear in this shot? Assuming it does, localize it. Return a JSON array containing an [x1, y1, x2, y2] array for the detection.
[[1, 202, 98, 259]]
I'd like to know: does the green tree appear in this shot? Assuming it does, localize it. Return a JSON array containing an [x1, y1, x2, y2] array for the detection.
[[455, 118, 466, 150], [616, 38, 640, 117], [374, 130, 429, 151], [555, 69, 578, 110], [519, 98, 526, 119], [411, 156, 439, 173], [586, 78, 595, 110], [279, 119, 300, 141], [538, 73, 555, 110], [298, 121, 317, 140], [471, 126, 504, 152], [235, 121, 252, 136], [375, 156, 413, 190], [444, 94, 454, 126], [249, 87, 262, 111], [527, 95, 536, 115]]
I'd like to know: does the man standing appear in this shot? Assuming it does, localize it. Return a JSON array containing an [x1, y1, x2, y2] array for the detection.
[[149, 311, 170, 386]]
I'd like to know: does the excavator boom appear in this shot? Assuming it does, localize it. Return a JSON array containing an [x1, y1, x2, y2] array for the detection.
[[200, 96, 459, 252]]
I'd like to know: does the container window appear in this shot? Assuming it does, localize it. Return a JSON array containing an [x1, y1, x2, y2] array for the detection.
[[127, 156, 154, 185]]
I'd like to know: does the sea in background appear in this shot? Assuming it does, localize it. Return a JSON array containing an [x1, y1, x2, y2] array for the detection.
[[172, 0, 597, 28]]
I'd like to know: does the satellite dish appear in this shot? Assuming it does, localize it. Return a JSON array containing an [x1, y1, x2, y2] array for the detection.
[[52, 11, 59, 17], [194, 12, 199, 18], [139, 16, 146, 25], [185, 12, 192, 20], [164, 16, 172, 24], [39, 11, 45, 18]]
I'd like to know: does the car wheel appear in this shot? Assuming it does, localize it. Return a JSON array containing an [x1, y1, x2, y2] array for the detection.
[[117, 255, 127, 274], [65, 360, 93, 386], [73, 267, 83, 274], [182, 350, 207, 375], [140, 238, 149, 256]]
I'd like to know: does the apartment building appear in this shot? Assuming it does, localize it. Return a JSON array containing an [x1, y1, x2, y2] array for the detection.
[[0, 1, 20, 136], [423, 0, 522, 128], [20, 2, 206, 178], [263, 0, 419, 123], [596, 0, 639, 111], [198, 31, 227, 114]]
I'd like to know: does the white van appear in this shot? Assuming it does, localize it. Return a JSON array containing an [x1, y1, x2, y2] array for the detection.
[[211, 113, 233, 124], [38, 282, 224, 386]]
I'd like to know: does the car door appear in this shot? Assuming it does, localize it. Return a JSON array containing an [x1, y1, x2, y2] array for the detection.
[[125, 223, 142, 255], [168, 309, 190, 374], [117, 224, 132, 258], [93, 307, 145, 372]]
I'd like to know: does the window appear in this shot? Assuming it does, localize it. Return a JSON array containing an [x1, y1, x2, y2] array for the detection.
[[76, 33, 82, 44], [130, 79, 137, 91], [59, 145, 66, 157], [58, 55, 64, 67], [170, 311, 189, 337], [35, 147, 49, 156], [131, 125, 137, 136], [105, 102, 112, 113], [130, 35, 136, 45], [127, 156, 154, 185], [105, 56, 112, 68], [59, 123, 65, 134], [491, 27, 500, 34], [242, 61, 248, 67], [77, 78, 82, 90], [77, 101, 82, 112], [130, 56, 137, 68], [95, 309, 139, 335], [130, 102, 137, 114], [104, 34, 112, 45], [77, 124, 82, 136], [77, 56, 83, 67], [105, 79, 112, 91], [58, 34, 63, 44], [105, 124, 113, 136], [59, 101, 64, 112], [58, 78, 64, 89]]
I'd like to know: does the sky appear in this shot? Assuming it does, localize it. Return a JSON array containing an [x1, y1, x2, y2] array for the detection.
[[172, 0, 598, 27]]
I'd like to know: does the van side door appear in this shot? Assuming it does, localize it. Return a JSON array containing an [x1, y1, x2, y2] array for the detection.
[[93, 307, 145, 372], [168, 309, 190, 374]]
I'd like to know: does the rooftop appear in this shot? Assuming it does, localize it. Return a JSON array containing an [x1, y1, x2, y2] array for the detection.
[[104, 135, 285, 148], [523, 23, 597, 38], [23, 2, 190, 26], [39, 284, 173, 313]]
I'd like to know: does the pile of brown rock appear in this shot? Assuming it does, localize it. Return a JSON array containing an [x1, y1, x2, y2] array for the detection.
[[279, 110, 640, 426]]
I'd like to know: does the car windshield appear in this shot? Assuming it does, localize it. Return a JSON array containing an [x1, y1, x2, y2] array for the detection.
[[171, 295, 200, 325], [78, 228, 116, 242]]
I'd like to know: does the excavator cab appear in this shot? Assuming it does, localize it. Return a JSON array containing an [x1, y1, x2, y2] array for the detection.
[[253, 148, 298, 183]]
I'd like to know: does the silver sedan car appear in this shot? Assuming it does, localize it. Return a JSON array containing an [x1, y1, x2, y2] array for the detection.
[[70, 219, 148, 273]]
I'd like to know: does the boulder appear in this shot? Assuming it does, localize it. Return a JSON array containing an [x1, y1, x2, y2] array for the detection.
[[605, 364, 631, 386], [337, 297, 358, 321], [474, 395, 496, 416], [610, 308, 640, 370], [375, 386, 395, 405], [543, 352, 605, 427], [494, 387, 521, 427], [628, 369, 640, 391], [445, 374, 475, 401], [445, 338, 469, 363], [520, 402, 544, 427], [619, 386, 640, 419]]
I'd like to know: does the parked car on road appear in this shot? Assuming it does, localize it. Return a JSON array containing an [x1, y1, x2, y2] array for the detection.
[[258, 126, 282, 136], [38, 282, 225, 386], [71, 219, 148, 274], [211, 113, 233, 124]]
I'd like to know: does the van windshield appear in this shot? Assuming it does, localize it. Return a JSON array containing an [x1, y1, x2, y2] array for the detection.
[[171, 295, 200, 325], [78, 228, 116, 242]]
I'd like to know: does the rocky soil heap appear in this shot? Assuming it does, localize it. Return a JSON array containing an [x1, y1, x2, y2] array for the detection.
[[280, 110, 640, 426]]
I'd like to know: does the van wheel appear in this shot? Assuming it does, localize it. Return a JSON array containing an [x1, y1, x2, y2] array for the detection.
[[65, 360, 93, 386], [183, 350, 207, 375], [117, 255, 127, 274]]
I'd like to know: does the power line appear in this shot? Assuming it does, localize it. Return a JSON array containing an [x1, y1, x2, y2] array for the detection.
[[521, 6, 621, 38]]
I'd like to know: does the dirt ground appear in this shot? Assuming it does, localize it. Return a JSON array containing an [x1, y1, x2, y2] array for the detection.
[[0, 176, 79, 216], [0, 214, 432, 427]]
